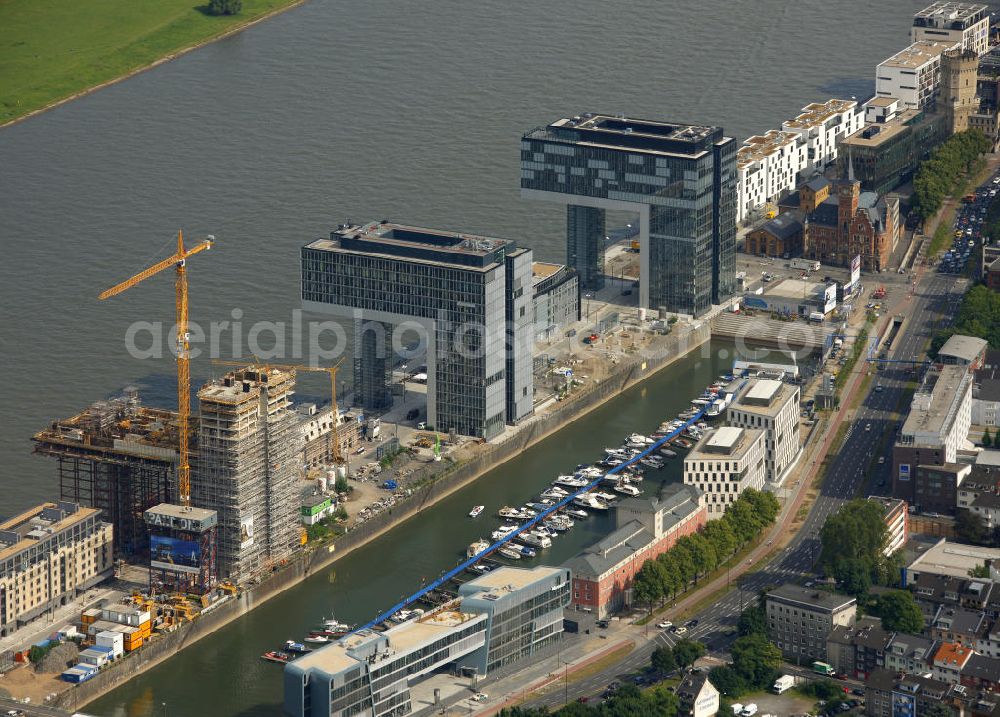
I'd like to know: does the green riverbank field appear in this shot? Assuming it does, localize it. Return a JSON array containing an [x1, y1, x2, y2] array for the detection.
[[0, 0, 301, 124]]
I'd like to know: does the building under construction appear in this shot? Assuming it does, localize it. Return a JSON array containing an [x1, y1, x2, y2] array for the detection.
[[32, 388, 184, 557], [192, 367, 302, 584]]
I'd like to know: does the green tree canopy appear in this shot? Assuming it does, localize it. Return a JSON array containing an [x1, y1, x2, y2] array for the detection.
[[672, 639, 706, 669], [870, 590, 924, 633], [736, 604, 768, 637], [913, 130, 992, 220], [708, 665, 748, 697], [207, 0, 243, 15], [730, 634, 783, 689], [819, 498, 891, 593], [651, 645, 676, 674]]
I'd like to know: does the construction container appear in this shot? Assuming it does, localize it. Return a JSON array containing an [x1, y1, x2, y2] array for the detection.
[[61, 664, 98, 683], [78, 646, 113, 667], [81, 608, 101, 626], [95, 631, 124, 659]]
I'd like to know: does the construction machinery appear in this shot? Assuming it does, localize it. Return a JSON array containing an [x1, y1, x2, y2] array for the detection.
[[211, 358, 346, 465], [99, 231, 214, 506]]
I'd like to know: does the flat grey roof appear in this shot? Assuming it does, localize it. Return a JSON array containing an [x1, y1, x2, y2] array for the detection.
[[766, 584, 857, 612], [908, 539, 1000, 579], [686, 427, 763, 461], [938, 334, 988, 363], [901, 366, 971, 440]]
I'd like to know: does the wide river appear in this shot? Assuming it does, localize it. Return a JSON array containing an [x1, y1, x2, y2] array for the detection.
[[1, 0, 918, 713]]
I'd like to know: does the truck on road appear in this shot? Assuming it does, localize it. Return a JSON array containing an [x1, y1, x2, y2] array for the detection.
[[773, 675, 795, 694], [812, 661, 836, 676]]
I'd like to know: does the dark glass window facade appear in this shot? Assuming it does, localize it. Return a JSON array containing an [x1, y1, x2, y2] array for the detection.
[[521, 115, 737, 316]]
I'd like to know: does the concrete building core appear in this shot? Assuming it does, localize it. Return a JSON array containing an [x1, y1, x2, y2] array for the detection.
[[193, 367, 302, 584], [521, 113, 737, 316], [301, 222, 535, 440]]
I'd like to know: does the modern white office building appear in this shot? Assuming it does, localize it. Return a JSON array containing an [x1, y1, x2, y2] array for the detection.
[[283, 566, 570, 717], [683, 427, 767, 519], [876, 41, 959, 110], [727, 379, 802, 485], [912, 2, 990, 56]]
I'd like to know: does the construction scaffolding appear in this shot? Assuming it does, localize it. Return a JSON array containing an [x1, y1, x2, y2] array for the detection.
[[32, 388, 185, 557], [192, 368, 302, 584]]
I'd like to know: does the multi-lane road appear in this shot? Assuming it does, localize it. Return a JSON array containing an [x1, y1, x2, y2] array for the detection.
[[526, 211, 980, 710]]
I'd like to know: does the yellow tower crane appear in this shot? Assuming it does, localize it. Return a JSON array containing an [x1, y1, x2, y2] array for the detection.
[[211, 358, 346, 465], [99, 231, 214, 506]]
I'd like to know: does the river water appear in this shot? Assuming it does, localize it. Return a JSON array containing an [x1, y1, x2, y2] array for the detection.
[[86, 344, 734, 717], [0, 0, 918, 713]]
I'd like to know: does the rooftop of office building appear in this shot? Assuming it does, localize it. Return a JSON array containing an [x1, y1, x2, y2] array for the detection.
[[879, 40, 958, 69], [288, 606, 484, 676], [841, 108, 931, 149], [524, 113, 727, 158], [686, 426, 762, 461], [938, 334, 988, 363], [737, 130, 803, 169], [913, 1, 988, 28], [899, 365, 970, 441], [764, 278, 832, 301], [730, 378, 793, 416], [461, 565, 564, 594], [766, 584, 857, 612], [305, 221, 523, 272], [0, 502, 101, 561], [907, 539, 1000, 581], [782, 99, 857, 131]]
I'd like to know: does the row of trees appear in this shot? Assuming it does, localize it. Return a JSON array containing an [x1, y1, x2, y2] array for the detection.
[[632, 490, 781, 611], [931, 284, 1000, 357], [913, 129, 993, 221], [818, 498, 899, 595], [499, 683, 680, 717]]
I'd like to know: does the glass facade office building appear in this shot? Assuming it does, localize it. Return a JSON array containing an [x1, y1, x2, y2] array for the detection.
[[301, 223, 533, 440], [521, 114, 737, 316], [283, 566, 570, 717]]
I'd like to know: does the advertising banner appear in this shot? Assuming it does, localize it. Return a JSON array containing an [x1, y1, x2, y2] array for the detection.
[[240, 516, 254, 549], [150, 536, 201, 574]]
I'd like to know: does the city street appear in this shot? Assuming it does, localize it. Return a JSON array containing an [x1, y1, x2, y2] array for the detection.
[[508, 212, 977, 712]]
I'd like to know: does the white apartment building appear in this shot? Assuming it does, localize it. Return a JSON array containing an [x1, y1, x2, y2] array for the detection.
[[683, 427, 766, 519], [876, 41, 959, 110], [0, 501, 113, 637], [727, 379, 802, 485], [737, 131, 807, 223], [912, 2, 990, 57], [781, 100, 864, 174], [898, 365, 973, 465], [736, 99, 863, 223]]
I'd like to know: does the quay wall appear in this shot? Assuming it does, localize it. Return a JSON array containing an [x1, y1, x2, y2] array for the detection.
[[59, 322, 711, 711]]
